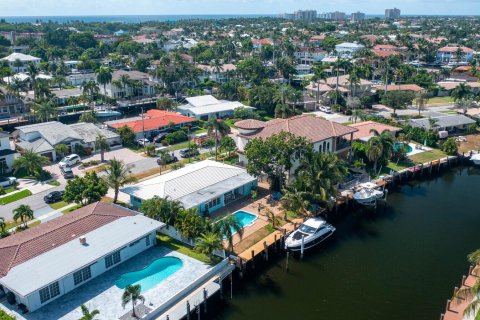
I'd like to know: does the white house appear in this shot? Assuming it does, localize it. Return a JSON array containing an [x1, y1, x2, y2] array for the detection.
[[436, 46, 474, 64], [122, 160, 258, 215], [294, 47, 327, 64], [0, 86, 25, 116], [334, 42, 365, 58], [177, 95, 253, 121], [196, 64, 236, 83], [0, 131, 18, 174], [0, 52, 41, 73], [101, 70, 156, 99], [15, 121, 120, 161], [0, 202, 164, 313]]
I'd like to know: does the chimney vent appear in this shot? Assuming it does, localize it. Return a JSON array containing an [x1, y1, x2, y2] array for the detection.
[[79, 236, 87, 245]]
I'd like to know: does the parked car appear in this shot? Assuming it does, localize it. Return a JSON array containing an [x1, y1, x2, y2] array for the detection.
[[0, 176, 16, 188], [319, 106, 332, 113], [60, 165, 74, 179], [43, 191, 65, 203], [153, 129, 175, 144], [156, 153, 178, 165], [59, 154, 81, 167], [179, 148, 200, 158], [137, 138, 152, 146]]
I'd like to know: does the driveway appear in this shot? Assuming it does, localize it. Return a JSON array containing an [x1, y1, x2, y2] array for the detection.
[[307, 110, 352, 123]]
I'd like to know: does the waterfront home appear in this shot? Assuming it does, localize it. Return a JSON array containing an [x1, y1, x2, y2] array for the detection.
[[437, 81, 480, 97], [177, 95, 253, 121], [0, 52, 41, 72], [436, 46, 474, 63], [122, 160, 258, 215], [15, 121, 120, 160], [196, 63, 236, 83], [294, 47, 327, 64], [372, 84, 425, 93], [305, 75, 373, 97], [106, 109, 196, 140], [0, 86, 25, 116], [234, 114, 358, 165], [406, 114, 475, 133], [348, 121, 402, 142], [334, 42, 365, 58], [0, 131, 18, 174], [0, 202, 164, 313], [101, 70, 156, 99], [252, 38, 273, 50]]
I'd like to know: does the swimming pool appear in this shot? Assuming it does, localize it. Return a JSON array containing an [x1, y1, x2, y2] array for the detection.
[[115, 257, 183, 292], [394, 142, 413, 154], [230, 211, 257, 234]]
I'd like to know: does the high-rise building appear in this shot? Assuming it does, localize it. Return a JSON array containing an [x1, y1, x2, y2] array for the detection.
[[293, 10, 318, 22], [385, 8, 401, 20], [350, 12, 365, 22], [319, 11, 346, 21]]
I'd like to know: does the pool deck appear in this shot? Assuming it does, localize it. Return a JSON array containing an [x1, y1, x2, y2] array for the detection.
[[1, 246, 211, 320]]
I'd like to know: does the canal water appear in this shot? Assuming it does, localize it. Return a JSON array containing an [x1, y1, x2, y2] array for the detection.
[[214, 166, 480, 320]]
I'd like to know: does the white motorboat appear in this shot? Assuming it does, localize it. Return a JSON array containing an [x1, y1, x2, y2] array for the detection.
[[285, 217, 336, 252], [353, 182, 384, 206], [94, 106, 122, 118], [470, 153, 480, 165]]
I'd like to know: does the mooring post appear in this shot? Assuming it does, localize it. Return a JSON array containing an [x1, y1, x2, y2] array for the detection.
[[286, 251, 289, 271], [469, 265, 473, 275], [203, 288, 208, 313], [239, 259, 244, 278], [186, 301, 191, 320], [219, 278, 223, 300], [196, 304, 200, 320], [230, 273, 233, 299], [300, 235, 305, 259], [274, 234, 278, 252], [251, 250, 255, 269], [462, 275, 467, 286], [440, 314, 444, 320], [446, 299, 451, 311], [264, 241, 269, 261]]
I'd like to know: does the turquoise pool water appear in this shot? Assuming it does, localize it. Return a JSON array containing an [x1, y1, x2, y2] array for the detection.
[[115, 257, 183, 292], [394, 142, 413, 154], [230, 211, 257, 235]]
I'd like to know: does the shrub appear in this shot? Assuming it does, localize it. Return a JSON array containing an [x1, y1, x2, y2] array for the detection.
[[0, 309, 15, 319], [171, 163, 185, 170], [442, 137, 458, 156], [75, 144, 86, 156], [0, 187, 5, 195], [164, 130, 188, 145], [145, 144, 156, 157]]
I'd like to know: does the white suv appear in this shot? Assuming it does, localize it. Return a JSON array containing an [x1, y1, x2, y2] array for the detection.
[[59, 154, 81, 167]]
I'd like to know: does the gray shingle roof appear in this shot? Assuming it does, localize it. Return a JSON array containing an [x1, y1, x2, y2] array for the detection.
[[408, 114, 475, 130], [69, 122, 119, 143], [16, 121, 82, 146]]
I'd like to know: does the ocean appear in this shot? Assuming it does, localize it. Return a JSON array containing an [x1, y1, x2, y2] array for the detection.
[[0, 15, 277, 24]]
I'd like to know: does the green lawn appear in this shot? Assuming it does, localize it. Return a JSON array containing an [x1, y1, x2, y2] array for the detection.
[[385, 160, 412, 172], [409, 149, 447, 164], [47, 180, 61, 186], [426, 96, 454, 106], [5, 219, 40, 231], [167, 141, 190, 151], [192, 128, 207, 134], [49, 201, 69, 210], [0, 189, 32, 205], [157, 234, 220, 265], [0, 186, 16, 195], [62, 204, 82, 214]]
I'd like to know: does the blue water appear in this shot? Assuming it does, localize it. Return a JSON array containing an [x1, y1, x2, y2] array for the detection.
[[0, 15, 276, 24], [230, 211, 257, 235], [115, 257, 183, 293]]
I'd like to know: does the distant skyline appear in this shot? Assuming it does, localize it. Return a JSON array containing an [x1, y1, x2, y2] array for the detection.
[[0, 0, 479, 16]]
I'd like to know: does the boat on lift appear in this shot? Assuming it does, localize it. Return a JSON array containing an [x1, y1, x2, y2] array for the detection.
[[470, 153, 480, 165], [353, 182, 384, 206]]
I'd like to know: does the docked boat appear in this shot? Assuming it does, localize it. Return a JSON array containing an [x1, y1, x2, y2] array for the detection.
[[470, 153, 480, 165], [285, 217, 336, 252], [353, 182, 384, 206], [94, 106, 122, 118]]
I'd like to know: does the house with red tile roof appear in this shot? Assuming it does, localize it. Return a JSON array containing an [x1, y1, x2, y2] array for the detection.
[[106, 109, 196, 140], [348, 121, 402, 142], [234, 115, 358, 168], [0, 202, 164, 312]]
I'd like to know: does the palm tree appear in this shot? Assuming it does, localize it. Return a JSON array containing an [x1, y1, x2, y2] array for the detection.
[[140, 196, 183, 226], [455, 249, 480, 320], [79, 304, 100, 320], [27, 62, 39, 101], [367, 129, 394, 173], [312, 65, 328, 107], [195, 232, 223, 262], [13, 149, 50, 176], [81, 80, 100, 103], [94, 134, 110, 162], [121, 284, 145, 318], [174, 208, 207, 240], [204, 116, 230, 160], [95, 66, 113, 102], [213, 215, 244, 252], [351, 108, 367, 124], [102, 158, 137, 203], [13, 204, 34, 229], [295, 151, 348, 204], [36, 102, 57, 122], [13, 58, 23, 73], [451, 82, 472, 102], [264, 208, 280, 228], [157, 150, 171, 174], [415, 91, 429, 116]]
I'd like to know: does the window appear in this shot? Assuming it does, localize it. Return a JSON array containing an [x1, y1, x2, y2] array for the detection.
[[73, 266, 92, 285], [105, 251, 121, 269], [146, 234, 150, 246], [132, 196, 142, 204], [39, 282, 60, 304], [205, 197, 221, 210], [129, 239, 141, 247]]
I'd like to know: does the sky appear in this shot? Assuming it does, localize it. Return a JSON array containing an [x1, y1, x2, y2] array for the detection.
[[0, 0, 479, 16]]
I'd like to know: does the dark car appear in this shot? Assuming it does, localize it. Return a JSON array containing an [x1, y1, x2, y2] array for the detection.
[[44, 191, 65, 203], [156, 153, 178, 165], [179, 148, 200, 158], [60, 165, 74, 179], [153, 128, 176, 143]]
